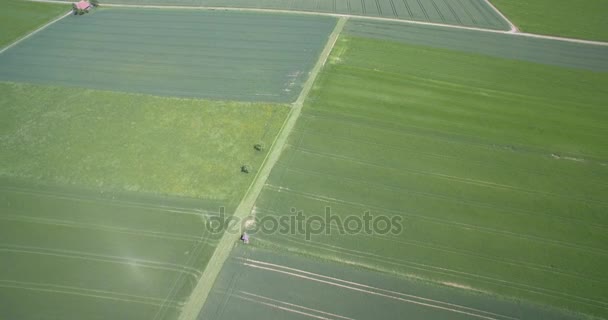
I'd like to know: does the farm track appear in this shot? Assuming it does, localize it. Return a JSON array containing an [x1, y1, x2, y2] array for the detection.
[[176, 17, 348, 320], [20, 0, 608, 47]]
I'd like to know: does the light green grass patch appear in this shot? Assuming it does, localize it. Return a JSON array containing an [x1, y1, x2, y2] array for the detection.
[[491, 0, 608, 41], [0, 82, 289, 201], [0, 0, 69, 48], [253, 36, 608, 318]]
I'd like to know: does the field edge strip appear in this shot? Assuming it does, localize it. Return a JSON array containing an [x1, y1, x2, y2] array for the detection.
[[176, 17, 348, 320]]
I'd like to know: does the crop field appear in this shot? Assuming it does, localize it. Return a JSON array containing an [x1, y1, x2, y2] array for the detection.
[[0, 0, 69, 48], [0, 8, 336, 102], [39, 0, 511, 30], [0, 177, 224, 320], [345, 20, 608, 71], [249, 23, 608, 318], [491, 0, 608, 41], [0, 81, 289, 319], [200, 246, 580, 320], [2, 1, 608, 320], [0, 5, 322, 319], [0, 82, 289, 200]]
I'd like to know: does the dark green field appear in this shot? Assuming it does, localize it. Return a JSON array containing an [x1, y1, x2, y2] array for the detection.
[[0, 8, 336, 102]]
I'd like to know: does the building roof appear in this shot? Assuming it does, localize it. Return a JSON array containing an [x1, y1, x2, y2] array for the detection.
[[75, 0, 91, 10]]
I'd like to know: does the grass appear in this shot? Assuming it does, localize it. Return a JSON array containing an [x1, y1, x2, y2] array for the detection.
[[0, 0, 69, 48], [0, 177, 224, 320], [200, 246, 580, 319], [491, 0, 608, 41], [252, 35, 608, 318], [0, 82, 289, 201], [0, 8, 336, 102], [0, 81, 289, 319]]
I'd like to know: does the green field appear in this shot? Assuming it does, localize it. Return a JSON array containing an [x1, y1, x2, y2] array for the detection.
[[201, 246, 581, 319], [0, 81, 289, 319], [249, 26, 608, 318], [491, 0, 608, 41], [0, 82, 289, 200], [0, 0, 69, 48], [2, 2, 608, 320], [0, 178, 225, 320], [0, 8, 336, 102], [345, 20, 608, 71], [38, 0, 512, 30]]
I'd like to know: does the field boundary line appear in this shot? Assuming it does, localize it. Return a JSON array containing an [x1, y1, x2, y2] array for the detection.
[[26, 0, 608, 46], [176, 17, 348, 320], [0, 10, 72, 55], [482, 0, 517, 32]]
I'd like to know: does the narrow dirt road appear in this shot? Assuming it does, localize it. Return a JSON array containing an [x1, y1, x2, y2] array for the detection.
[[176, 17, 348, 320]]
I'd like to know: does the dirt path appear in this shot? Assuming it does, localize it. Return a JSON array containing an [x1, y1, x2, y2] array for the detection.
[[176, 17, 347, 320], [24, 0, 608, 46]]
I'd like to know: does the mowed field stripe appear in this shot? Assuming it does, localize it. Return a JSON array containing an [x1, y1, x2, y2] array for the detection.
[[0, 214, 214, 243], [0, 245, 202, 278], [0, 280, 182, 307], [0, 185, 219, 218], [176, 17, 348, 320]]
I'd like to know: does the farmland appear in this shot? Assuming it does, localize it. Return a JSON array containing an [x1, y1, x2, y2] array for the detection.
[[491, 0, 608, 41], [39, 0, 512, 30], [0, 81, 290, 319], [0, 6, 337, 320], [201, 246, 580, 320], [0, 8, 336, 102], [248, 23, 608, 318], [0, 177, 224, 320], [0, 0, 69, 48], [2, 1, 608, 320], [0, 82, 290, 200]]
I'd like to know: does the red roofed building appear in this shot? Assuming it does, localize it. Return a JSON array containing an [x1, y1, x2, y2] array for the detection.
[[74, 0, 91, 10]]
